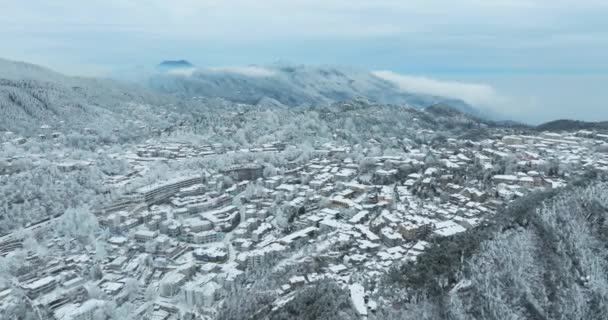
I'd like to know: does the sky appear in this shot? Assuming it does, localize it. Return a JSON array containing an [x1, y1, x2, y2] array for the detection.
[[2, 0, 608, 123]]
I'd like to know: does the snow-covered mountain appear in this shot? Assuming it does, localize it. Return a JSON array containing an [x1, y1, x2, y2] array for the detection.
[[147, 63, 479, 114], [0, 59, 176, 137], [156, 60, 194, 73], [0, 58, 484, 138]]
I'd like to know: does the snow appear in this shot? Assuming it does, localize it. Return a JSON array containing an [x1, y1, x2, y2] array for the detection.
[[349, 283, 368, 316], [24, 275, 56, 290], [355, 225, 380, 242], [329, 264, 348, 274], [434, 220, 467, 237]]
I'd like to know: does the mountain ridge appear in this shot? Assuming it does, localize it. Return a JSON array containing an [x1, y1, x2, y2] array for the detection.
[[536, 119, 608, 132], [147, 63, 481, 115]]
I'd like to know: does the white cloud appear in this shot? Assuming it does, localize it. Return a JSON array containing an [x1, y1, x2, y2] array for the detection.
[[207, 66, 276, 77], [167, 67, 196, 76], [6, 0, 604, 41], [373, 70, 504, 108]]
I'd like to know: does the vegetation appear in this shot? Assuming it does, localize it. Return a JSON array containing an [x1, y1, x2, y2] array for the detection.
[[536, 119, 608, 132], [269, 282, 357, 320], [376, 179, 608, 320]]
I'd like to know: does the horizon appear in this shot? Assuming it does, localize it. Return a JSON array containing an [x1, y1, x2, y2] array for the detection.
[[3, 0, 608, 123]]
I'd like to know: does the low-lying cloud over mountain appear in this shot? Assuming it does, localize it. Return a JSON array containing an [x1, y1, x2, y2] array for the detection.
[[147, 63, 482, 115], [206, 66, 278, 78], [372, 71, 504, 109]]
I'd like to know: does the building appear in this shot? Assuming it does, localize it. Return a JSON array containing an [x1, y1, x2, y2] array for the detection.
[[279, 227, 319, 246], [221, 164, 264, 182], [54, 299, 106, 320], [192, 230, 224, 244], [239, 243, 286, 270], [433, 220, 467, 238], [160, 272, 187, 297], [136, 175, 205, 205], [502, 135, 524, 145], [398, 223, 433, 241], [193, 246, 228, 263], [380, 227, 403, 247], [134, 230, 157, 242], [22, 276, 57, 298], [181, 281, 220, 308]]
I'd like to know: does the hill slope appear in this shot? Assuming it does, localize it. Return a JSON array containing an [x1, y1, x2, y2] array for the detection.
[[0, 59, 177, 137], [376, 179, 608, 319]]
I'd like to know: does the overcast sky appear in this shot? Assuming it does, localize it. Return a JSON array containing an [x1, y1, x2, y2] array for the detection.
[[2, 0, 608, 123]]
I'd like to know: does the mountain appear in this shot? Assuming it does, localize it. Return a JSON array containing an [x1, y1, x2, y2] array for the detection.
[[0, 58, 485, 139], [146, 64, 480, 115], [156, 60, 194, 72], [536, 119, 608, 132], [0, 58, 177, 137]]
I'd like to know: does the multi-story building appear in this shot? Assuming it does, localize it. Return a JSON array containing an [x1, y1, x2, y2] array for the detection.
[[21, 276, 57, 298], [192, 230, 224, 244], [136, 175, 205, 205]]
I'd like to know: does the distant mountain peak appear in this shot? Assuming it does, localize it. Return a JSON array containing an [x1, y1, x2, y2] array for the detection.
[[157, 60, 194, 71]]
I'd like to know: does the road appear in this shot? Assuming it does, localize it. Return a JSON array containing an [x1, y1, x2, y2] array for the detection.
[[223, 229, 236, 264]]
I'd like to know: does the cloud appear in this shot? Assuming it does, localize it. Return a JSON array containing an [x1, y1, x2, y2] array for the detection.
[[206, 66, 277, 77], [373, 70, 504, 108], [7, 0, 605, 42], [167, 67, 196, 76]]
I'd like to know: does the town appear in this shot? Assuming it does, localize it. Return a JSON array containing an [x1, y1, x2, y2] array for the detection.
[[1, 128, 608, 320]]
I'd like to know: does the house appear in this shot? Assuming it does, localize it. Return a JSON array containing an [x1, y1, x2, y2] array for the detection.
[[279, 227, 318, 246], [502, 136, 524, 145], [160, 272, 187, 297], [54, 299, 106, 320], [22, 276, 57, 298], [492, 174, 519, 184], [181, 280, 220, 308], [193, 246, 228, 263], [349, 210, 370, 224], [192, 230, 224, 244], [433, 220, 467, 237], [355, 225, 380, 242], [221, 164, 264, 182], [380, 227, 403, 246], [373, 169, 398, 184], [134, 230, 157, 242], [398, 222, 433, 241], [460, 188, 488, 202]]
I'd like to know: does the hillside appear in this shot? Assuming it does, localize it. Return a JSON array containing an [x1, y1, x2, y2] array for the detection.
[[0, 59, 178, 138], [0, 59, 489, 139], [373, 179, 608, 319]]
